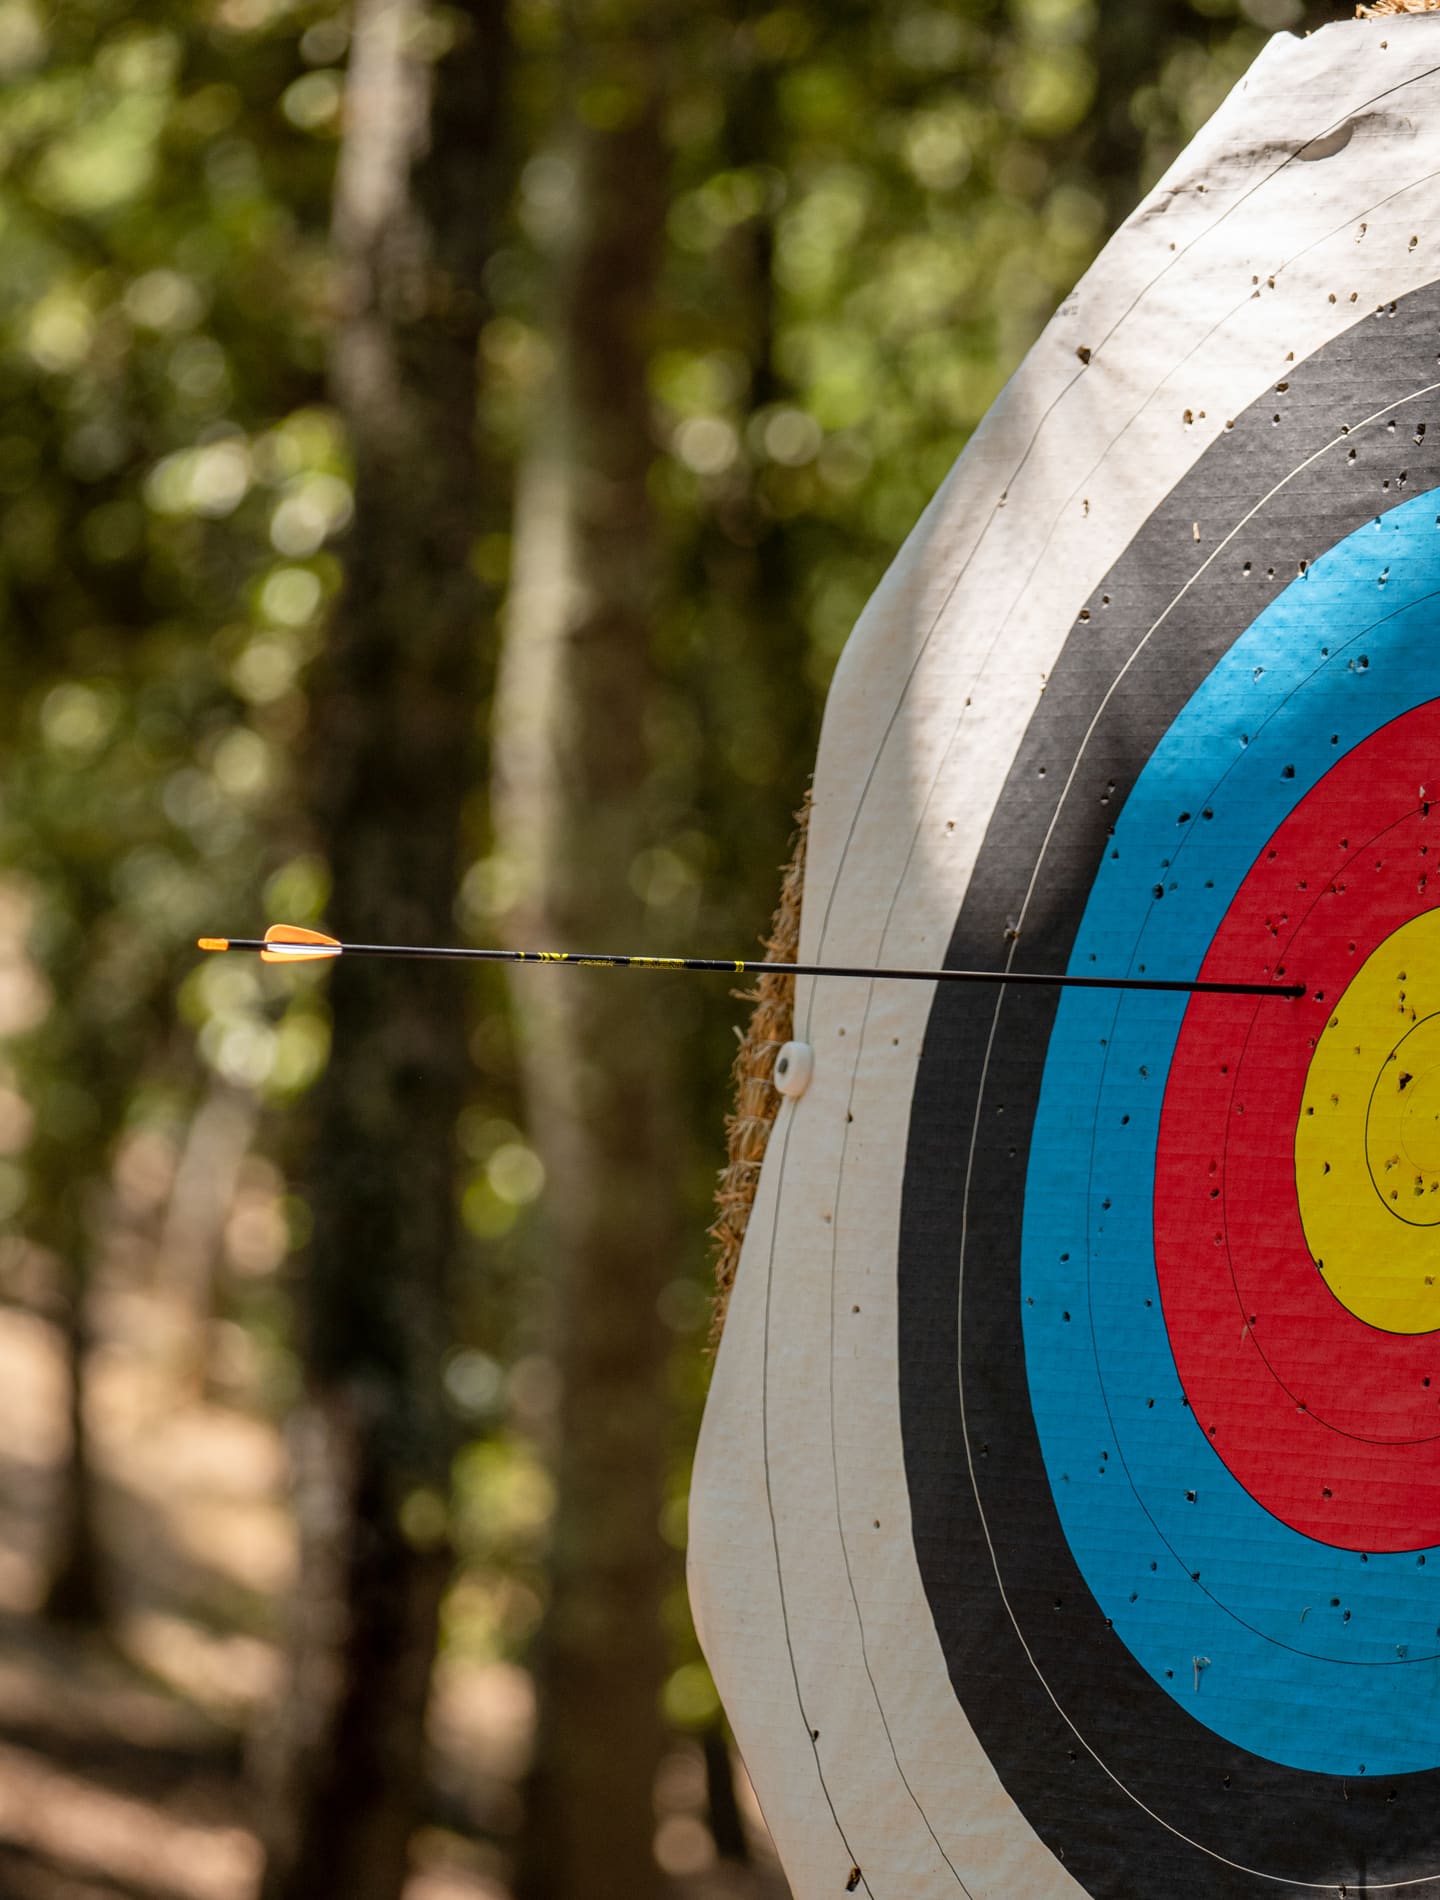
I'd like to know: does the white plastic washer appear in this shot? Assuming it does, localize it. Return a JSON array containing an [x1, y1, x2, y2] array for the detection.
[[773, 1040, 814, 1098]]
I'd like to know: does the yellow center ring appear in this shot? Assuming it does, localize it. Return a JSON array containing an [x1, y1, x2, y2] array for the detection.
[[1295, 909, 1440, 1334]]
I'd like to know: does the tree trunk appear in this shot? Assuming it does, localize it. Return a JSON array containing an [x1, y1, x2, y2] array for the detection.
[[33, 887, 126, 1632], [154, 1081, 257, 1395], [42, 1213, 105, 1627], [702, 1719, 751, 1865], [493, 31, 674, 1900], [257, 4, 506, 1897]]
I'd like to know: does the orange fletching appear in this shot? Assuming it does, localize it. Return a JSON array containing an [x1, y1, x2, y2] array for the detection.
[[261, 923, 343, 963]]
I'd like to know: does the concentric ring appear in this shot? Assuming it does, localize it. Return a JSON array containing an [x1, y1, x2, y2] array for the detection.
[[1302, 908, 1440, 1325], [1153, 701, 1440, 1556]]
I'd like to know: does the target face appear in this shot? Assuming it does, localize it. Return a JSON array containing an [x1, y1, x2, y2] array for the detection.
[[692, 24, 1440, 1900], [907, 475, 1440, 1889]]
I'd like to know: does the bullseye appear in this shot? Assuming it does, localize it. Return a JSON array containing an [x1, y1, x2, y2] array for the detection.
[[1298, 910, 1440, 1334], [1393, 1034, 1440, 1180]]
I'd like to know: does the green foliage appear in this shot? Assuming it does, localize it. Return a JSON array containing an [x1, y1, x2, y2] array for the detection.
[[0, 0, 1339, 1773], [0, 0, 342, 1271]]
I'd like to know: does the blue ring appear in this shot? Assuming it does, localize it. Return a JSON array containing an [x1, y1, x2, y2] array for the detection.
[[1022, 490, 1440, 1775]]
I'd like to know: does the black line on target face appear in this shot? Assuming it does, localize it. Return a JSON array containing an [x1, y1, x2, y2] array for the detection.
[[758, 1099, 885, 1900], [899, 281, 1440, 1897]]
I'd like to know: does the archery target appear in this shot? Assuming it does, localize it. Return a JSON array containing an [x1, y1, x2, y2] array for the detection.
[[691, 22, 1440, 1900], [902, 306, 1440, 1888]]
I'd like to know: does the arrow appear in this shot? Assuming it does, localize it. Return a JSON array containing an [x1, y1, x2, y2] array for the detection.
[[197, 924, 1304, 998]]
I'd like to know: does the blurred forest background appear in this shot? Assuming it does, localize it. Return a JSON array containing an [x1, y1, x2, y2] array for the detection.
[[0, 0, 1342, 1895]]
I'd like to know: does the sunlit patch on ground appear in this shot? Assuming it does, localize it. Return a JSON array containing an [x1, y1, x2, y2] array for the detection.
[[0, 1299, 789, 1899]]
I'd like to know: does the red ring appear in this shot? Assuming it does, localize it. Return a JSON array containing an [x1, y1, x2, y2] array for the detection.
[[1154, 699, 1440, 1551]]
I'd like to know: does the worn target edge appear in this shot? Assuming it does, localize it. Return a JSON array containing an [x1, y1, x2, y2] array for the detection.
[[688, 21, 1440, 1900]]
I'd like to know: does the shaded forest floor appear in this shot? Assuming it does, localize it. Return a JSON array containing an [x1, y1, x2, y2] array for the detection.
[[0, 1300, 788, 1900]]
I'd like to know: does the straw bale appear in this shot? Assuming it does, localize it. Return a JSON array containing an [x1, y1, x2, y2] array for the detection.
[[709, 793, 810, 1341]]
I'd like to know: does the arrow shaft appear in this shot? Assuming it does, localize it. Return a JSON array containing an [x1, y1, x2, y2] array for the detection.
[[212, 938, 1302, 998]]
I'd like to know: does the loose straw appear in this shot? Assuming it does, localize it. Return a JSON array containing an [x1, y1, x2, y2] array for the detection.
[[710, 794, 809, 1342]]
